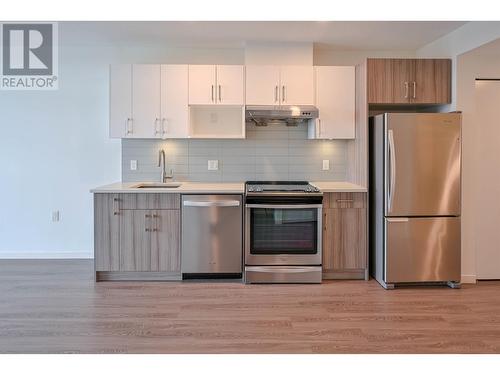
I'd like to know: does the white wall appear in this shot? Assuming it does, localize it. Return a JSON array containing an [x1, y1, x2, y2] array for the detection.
[[0, 41, 243, 259], [416, 23, 500, 283], [455, 41, 500, 282], [417, 21, 500, 111]]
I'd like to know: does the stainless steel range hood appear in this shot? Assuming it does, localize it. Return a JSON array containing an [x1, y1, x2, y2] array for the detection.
[[245, 105, 319, 126]]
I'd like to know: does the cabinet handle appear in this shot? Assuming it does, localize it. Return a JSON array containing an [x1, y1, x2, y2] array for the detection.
[[412, 81, 416, 99], [154, 118, 160, 135], [162, 118, 167, 135], [113, 212, 119, 216], [145, 228, 150, 232], [404, 82, 409, 99], [218, 85, 221, 102], [211, 85, 214, 102], [336, 199, 354, 203], [113, 198, 120, 202], [275, 86, 278, 103], [318, 119, 322, 138], [126, 118, 133, 135], [282, 85, 286, 103]]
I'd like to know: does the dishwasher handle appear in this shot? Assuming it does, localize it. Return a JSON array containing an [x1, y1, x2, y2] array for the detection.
[[183, 200, 240, 207]]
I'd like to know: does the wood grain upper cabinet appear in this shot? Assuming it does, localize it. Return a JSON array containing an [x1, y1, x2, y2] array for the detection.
[[245, 65, 281, 105], [280, 65, 314, 106], [413, 59, 451, 104], [367, 58, 451, 105], [367, 59, 394, 104], [189, 65, 244, 105], [312, 66, 355, 139], [322, 192, 367, 279], [160, 65, 189, 138]]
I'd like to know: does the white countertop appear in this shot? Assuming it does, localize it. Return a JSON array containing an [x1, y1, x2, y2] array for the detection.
[[311, 181, 367, 193], [91, 181, 367, 194], [90, 181, 245, 194]]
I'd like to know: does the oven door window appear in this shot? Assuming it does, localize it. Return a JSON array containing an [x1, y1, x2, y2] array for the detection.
[[250, 207, 318, 254]]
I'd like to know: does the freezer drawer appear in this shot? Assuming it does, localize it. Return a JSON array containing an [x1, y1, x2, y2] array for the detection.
[[181, 195, 243, 274], [385, 217, 460, 283]]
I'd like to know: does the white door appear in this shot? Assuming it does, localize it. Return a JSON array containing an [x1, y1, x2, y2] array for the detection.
[[315, 66, 355, 139], [245, 65, 280, 105], [280, 65, 314, 106], [188, 65, 216, 105], [132, 64, 161, 138], [109, 64, 132, 138], [160, 65, 189, 138], [475, 80, 500, 279], [216, 65, 244, 105]]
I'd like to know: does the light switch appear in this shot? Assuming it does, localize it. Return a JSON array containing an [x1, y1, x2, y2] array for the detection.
[[208, 160, 219, 171], [322, 160, 330, 171], [52, 210, 60, 222], [130, 160, 137, 171]]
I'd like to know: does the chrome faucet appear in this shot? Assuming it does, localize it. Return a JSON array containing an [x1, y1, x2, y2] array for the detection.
[[158, 149, 173, 183]]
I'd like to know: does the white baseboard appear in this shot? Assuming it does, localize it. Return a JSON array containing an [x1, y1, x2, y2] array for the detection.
[[461, 274, 477, 284], [0, 252, 92, 259]]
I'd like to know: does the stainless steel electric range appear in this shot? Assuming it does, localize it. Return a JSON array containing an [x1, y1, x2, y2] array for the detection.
[[244, 181, 323, 283]]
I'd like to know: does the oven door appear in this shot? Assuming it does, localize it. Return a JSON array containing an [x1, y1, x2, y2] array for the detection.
[[245, 204, 322, 266]]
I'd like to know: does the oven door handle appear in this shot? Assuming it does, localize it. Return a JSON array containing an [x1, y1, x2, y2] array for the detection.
[[245, 204, 323, 209]]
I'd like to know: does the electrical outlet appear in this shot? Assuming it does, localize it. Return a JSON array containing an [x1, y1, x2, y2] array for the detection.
[[322, 160, 330, 171], [130, 160, 137, 171], [52, 211, 60, 222], [208, 160, 219, 171]]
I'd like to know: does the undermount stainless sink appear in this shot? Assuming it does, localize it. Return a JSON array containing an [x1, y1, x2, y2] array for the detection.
[[133, 182, 182, 189]]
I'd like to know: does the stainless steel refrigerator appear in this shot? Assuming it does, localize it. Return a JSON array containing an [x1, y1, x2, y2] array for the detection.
[[370, 113, 461, 289]]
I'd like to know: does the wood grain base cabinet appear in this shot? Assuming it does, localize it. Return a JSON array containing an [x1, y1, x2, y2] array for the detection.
[[322, 192, 368, 280], [367, 58, 451, 105], [94, 193, 181, 281]]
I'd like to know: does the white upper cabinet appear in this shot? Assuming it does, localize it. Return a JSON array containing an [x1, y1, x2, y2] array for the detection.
[[188, 65, 217, 105], [216, 65, 245, 105], [161, 65, 189, 138], [132, 64, 161, 138], [109, 64, 132, 138], [109, 64, 189, 139], [310, 66, 356, 140], [246, 65, 314, 106], [188, 65, 244, 105], [280, 65, 314, 106], [245, 65, 281, 105]]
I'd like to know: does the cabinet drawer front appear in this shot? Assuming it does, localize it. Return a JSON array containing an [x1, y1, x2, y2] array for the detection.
[[324, 192, 366, 209], [118, 193, 180, 210]]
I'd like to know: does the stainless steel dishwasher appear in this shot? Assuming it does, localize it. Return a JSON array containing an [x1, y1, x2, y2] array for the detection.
[[181, 195, 243, 278]]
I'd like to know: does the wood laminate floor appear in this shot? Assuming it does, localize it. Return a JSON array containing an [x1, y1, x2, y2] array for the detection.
[[1, 260, 500, 353]]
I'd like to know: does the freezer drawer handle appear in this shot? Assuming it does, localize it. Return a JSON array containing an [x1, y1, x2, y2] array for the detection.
[[183, 200, 240, 207], [387, 218, 409, 222]]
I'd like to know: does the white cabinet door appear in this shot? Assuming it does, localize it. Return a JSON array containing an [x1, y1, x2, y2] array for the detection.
[[109, 64, 132, 138], [216, 65, 244, 105], [280, 65, 314, 106], [189, 65, 216, 105], [245, 65, 280, 105], [314, 66, 355, 139], [132, 64, 161, 138], [161, 65, 189, 138]]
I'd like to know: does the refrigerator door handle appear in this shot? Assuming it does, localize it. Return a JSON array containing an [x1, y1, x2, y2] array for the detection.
[[388, 129, 396, 212]]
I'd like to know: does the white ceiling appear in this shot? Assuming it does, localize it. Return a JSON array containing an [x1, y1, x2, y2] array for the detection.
[[60, 21, 467, 50]]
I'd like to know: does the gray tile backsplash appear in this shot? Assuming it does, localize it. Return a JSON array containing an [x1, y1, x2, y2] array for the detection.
[[122, 123, 348, 182]]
